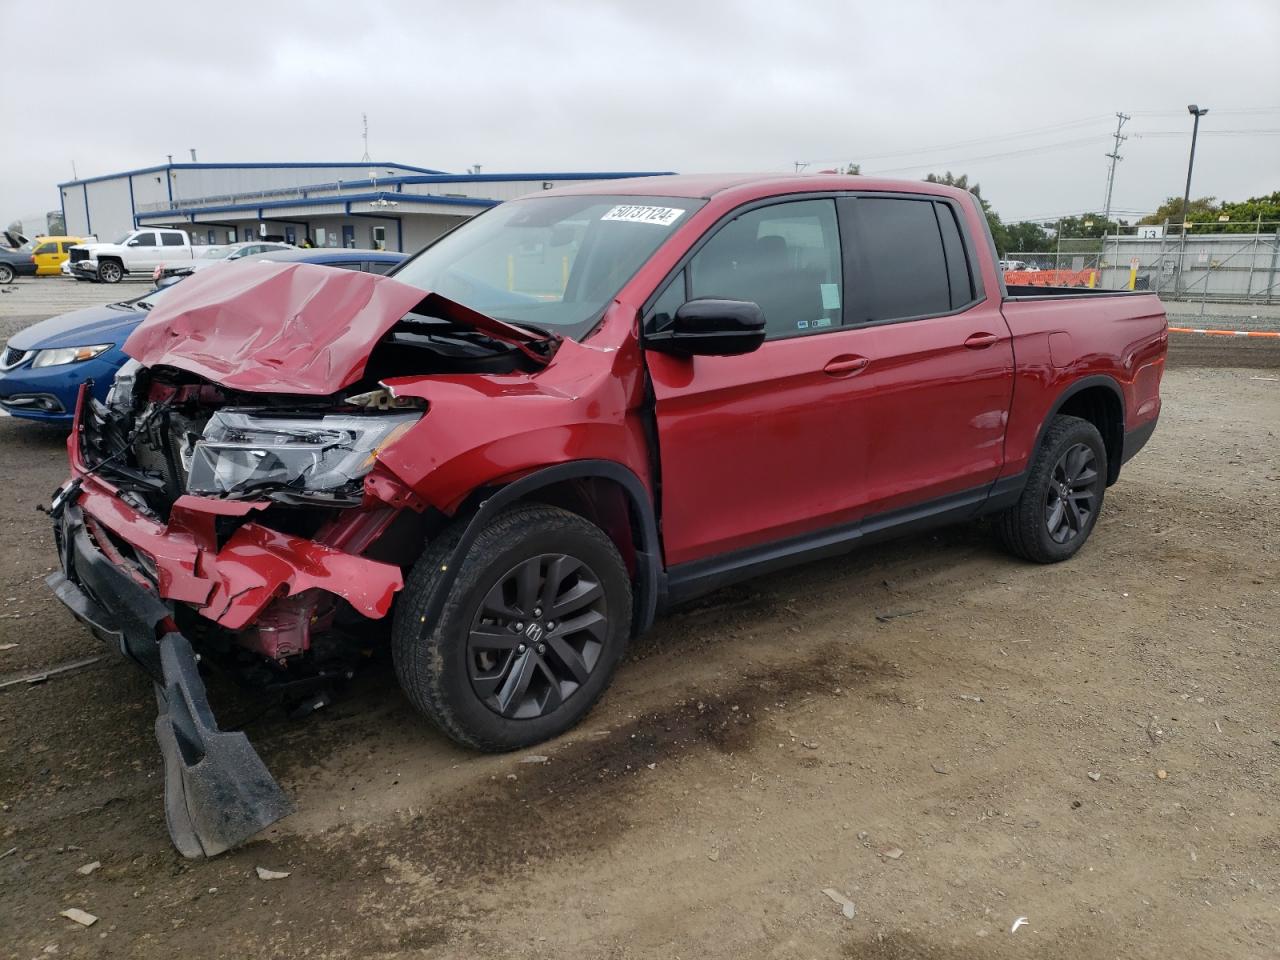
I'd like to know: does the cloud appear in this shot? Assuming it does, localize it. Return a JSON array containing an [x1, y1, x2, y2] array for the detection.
[[4, 0, 1277, 228]]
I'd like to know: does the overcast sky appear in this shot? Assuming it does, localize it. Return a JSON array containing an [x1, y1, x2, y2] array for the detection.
[[4, 1, 1277, 230]]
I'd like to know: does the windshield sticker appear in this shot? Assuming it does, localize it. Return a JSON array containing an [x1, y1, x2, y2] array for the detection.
[[820, 283, 841, 310], [601, 205, 685, 227]]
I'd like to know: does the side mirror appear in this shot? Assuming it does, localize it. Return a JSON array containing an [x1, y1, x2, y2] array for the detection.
[[646, 298, 766, 357]]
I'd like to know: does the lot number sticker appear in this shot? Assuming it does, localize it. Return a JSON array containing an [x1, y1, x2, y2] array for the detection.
[[602, 205, 685, 227]]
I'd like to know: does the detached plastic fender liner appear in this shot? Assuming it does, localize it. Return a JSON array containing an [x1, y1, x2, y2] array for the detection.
[[155, 632, 294, 859]]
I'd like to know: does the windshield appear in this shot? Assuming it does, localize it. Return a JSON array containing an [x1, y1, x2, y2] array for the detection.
[[200, 246, 231, 259], [392, 195, 704, 340], [112, 232, 132, 244]]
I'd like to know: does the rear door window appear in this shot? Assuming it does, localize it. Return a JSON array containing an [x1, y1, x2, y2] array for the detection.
[[160, 233, 186, 247], [840, 197, 953, 324]]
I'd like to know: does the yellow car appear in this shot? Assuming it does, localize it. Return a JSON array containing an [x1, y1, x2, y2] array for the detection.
[[30, 236, 90, 276]]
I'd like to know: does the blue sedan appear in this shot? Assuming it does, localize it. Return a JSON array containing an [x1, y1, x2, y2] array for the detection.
[[0, 248, 407, 425]]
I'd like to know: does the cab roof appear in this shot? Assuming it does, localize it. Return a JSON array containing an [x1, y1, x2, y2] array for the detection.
[[538, 172, 978, 205]]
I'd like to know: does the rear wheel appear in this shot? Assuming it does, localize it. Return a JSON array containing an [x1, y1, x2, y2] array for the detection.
[[97, 260, 123, 284], [392, 504, 632, 751], [996, 415, 1107, 563], [0, 264, 14, 284]]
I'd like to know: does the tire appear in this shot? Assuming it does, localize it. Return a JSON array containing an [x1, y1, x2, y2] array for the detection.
[[995, 414, 1107, 564], [0, 264, 14, 285], [393, 504, 632, 751], [97, 260, 123, 284]]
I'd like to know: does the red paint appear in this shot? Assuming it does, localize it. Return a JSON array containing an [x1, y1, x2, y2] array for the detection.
[[66, 173, 1166, 654], [123, 262, 548, 395]]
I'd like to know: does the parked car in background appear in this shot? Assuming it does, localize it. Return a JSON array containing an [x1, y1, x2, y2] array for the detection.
[[44, 173, 1165, 857], [0, 243, 38, 284], [249, 246, 406, 273], [0, 248, 407, 423], [69, 228, 202, 284], [31, 236, 92, 275], [0, 284, 178, 421], [153, 241, 294, 282]]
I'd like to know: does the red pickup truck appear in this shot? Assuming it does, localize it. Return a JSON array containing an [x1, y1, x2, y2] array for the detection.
[[47, 173, 1167, 856]]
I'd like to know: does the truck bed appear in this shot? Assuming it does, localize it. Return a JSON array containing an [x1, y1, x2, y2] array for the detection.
[[1004, 284, 1148, 301]]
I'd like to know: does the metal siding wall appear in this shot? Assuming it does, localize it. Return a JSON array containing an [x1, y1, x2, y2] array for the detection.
[[84, 178, 136, 239], [401, 215, 466, 252], [61, 186, 90, 236], [170, 166, 415, 205], [399, 179, 591, 202], [130, 172, 169, 216]]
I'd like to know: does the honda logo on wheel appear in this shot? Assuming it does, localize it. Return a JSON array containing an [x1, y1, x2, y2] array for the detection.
[[524, 623, 544, 643]]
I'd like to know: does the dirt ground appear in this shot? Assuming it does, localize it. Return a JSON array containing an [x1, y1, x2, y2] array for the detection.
[[1, 279, 1278, 959]]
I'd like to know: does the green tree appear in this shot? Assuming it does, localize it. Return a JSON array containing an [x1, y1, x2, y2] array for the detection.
[[1055, 214, 1122, 240], [844, 163, 861, 175], [1003, 220, 1052, 253], [1139, 196, 1219, 227], [924, 172, 1010, 253]]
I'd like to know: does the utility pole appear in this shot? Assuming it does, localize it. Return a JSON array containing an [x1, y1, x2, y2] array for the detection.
[[1102, 112, 1129, 226], [1180, 105, 1209, 235], [361, 113, 371, 163], [793, 161, 809, 173]]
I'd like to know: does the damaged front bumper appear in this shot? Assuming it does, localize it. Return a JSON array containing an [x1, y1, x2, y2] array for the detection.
[[49, 501, 294, 857], [47, 395, 408, 856]]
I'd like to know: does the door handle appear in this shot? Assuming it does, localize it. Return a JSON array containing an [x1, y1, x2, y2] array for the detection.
[[963, 332, 1000, 349], [823, 355, 869, 377]]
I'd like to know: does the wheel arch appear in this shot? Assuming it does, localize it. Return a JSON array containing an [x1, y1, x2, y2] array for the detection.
[[1036, 375, 1125, 485], [424, 461, 663, 639]]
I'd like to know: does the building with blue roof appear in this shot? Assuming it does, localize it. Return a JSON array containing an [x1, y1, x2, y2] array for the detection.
[[58, 162, 674, 252]]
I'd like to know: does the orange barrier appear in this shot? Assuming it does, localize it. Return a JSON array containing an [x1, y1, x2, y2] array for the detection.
[[1168, 326, 1280, 338], [1005, 269, 1096, 287]]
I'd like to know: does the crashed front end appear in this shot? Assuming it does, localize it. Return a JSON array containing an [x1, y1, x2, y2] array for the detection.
[[42, 262, 539, 857], [48, 371, 421, 856]]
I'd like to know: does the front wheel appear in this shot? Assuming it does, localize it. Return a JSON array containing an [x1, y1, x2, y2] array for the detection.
[[0, 264, 14, 285], [393, 504, 632, 751], [996, 414, 1107, 563], [97, 260, 123, 284]]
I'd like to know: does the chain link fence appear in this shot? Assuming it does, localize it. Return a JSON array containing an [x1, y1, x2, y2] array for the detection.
[[1006, 222, 1280, 309]]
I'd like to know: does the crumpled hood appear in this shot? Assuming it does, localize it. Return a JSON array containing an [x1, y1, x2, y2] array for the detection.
[[9, 302, 144, 350], [123, 261, 545, 395]]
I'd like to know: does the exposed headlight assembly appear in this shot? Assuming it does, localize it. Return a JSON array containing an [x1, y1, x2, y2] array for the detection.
[[185, 409, 421, 501], [31, 344, 111, 367]]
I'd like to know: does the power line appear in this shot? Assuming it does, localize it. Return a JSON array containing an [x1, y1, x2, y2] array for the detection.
[[862, 135, 1110, 176], [1133, 129, 1280, 137], [800, 115, 1112, 168]]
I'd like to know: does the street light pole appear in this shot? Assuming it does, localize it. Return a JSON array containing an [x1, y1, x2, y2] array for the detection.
[[1180, 104, 1209, 235]]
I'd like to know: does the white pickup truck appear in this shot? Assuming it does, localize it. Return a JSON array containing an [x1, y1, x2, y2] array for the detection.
[[69, 228, 201, 283]]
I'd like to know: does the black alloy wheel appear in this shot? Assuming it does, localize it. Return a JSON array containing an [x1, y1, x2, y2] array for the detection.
[[468, 553, 608, 719], [1044, 442, 1100, 544], [995, 414, 1108, 563], [392, 504, 632, 751]]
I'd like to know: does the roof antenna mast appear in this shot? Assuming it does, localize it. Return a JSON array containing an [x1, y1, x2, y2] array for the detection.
[[361, 113, 371, 163]]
